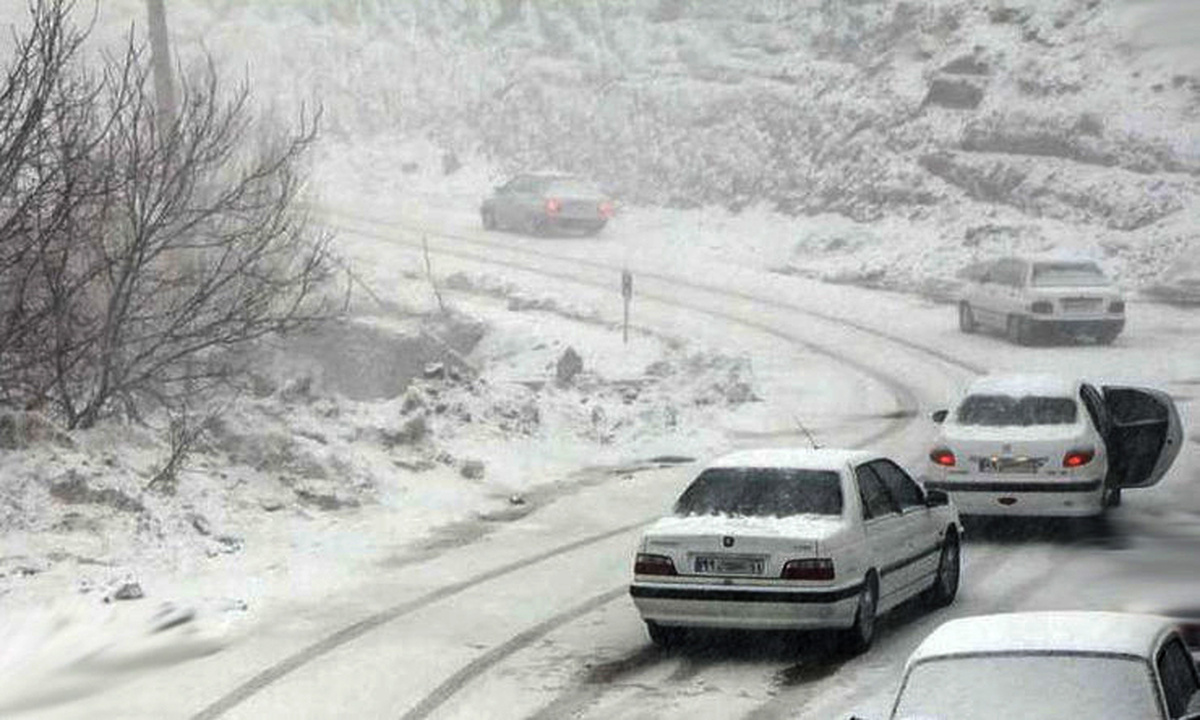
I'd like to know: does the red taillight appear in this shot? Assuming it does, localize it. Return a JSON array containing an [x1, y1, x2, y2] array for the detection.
[[634, 553, 677, 576], [930, 448, 956, 467], [544, 198, 562, 216], [598, 200, 615, 218], [1063, 448, 1095, 468], [781, 558, 835, 581]]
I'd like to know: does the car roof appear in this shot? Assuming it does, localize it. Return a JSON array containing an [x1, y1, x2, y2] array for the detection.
[[997, 251, 1102, 266], [517, 171, 581, 181], [705, 447, 876, 472], [964, 373, 1079, 398], [908, 612, 1178, 665]]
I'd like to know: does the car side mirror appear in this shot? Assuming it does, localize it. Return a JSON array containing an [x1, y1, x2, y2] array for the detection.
[[925, 489, 950, 507], [931, 409, 948, 424]]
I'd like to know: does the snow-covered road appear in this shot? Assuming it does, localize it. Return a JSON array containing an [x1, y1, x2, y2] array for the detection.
[[22, 204, 1200, 720]]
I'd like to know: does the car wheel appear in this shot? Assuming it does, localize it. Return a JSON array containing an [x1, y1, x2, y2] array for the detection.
[[1006, 315, 1030, 346], [646, 621, 683, 648], [1096, 329, 1120, 345], [923, 531, 960, 609], [584, 220, 606, 237], [481, 208, 497, 230], [1105, 486, 1123, 508], [840, 574, 878, 655], [958, 303, 977, 334]]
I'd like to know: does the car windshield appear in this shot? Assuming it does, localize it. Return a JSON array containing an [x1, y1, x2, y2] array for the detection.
[[892, 654, 1159, 720], [1031, 262, 1109, 287], [674, 468, 843, 518], [955, 394, 1077, 426]]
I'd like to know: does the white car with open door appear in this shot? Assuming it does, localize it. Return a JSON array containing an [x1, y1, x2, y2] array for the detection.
[[924, 374, 1183, 518], [868, 611, 1200, 720], [629, 448, 962, 653]]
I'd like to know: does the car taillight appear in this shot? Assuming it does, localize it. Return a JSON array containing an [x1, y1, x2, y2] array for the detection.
[[1109, 300, 1125, 313], [634, 553, 677, 576], [930, 448, 956, 467], [781, 558, 835, 581], [1063, 448, 1095, 468], [1030, 301, 1054, 314], [598, 200, 615, 218], [544, 198, 562, 216]]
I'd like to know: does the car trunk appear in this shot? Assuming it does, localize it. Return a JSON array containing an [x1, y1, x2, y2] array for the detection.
[[941, 424, 1088, 477], [642, 515, 844, 580]]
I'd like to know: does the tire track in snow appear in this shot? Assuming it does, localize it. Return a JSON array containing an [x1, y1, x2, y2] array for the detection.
[[317, 208, 989, 377]]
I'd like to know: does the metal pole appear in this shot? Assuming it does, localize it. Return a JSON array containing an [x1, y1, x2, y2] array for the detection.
[[146, 0, 175, 120]]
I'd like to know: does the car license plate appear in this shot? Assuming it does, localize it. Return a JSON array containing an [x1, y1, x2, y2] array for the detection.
[[1062, 298, 1102, 313], [694, 555, 765, 576], [978, 457, 1044, 474]]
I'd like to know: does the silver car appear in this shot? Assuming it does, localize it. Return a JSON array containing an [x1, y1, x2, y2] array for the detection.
[[480, 173, 614, 236], [957, 255, 1125, 345]]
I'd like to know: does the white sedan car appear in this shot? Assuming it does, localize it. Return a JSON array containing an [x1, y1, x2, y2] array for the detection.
[[924, 374, 1183, 518], [957, 254, 1125, 344], [629, 448, 962, 653], [878, 612, 1200, 720]]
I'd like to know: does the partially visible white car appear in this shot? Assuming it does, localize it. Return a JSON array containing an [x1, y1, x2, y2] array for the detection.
[[957, 255, 1125, 344], [629, 448, 962, 653], [924, 373, 1183, 518], [875, 612, 1200, 720]]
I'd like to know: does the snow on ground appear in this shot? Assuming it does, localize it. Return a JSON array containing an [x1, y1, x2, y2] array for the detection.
[[2, 1, 1200, 714]]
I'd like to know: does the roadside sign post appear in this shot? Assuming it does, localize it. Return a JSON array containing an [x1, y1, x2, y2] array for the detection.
[[621, 269, 633, 345]]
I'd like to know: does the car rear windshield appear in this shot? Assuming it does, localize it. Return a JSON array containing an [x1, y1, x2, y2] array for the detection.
[[673, 468, 843, 518], [1031, 262, 1108, 287], [545, 178, 602, 196], [955, 394, 1078, 426]]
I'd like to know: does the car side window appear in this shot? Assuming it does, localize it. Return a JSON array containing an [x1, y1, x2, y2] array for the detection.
[[854, 464, 901, 520], [994, 258, 1025, 288], [1156, 637, 1200, 718], [1079, 383, 1111, 438], [870, 460, 925, 511]]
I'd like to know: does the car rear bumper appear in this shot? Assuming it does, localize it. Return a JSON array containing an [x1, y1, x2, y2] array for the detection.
[[548, 216, 606, 231], [924, 478, 1105, 517], [1027, 317, 1124, 336], [629, 581, 861, 630]]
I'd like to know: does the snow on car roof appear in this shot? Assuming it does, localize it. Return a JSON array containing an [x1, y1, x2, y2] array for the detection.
[[706, 447, 875, 472], [909, 612, 1177, 665], [1014, 249, 1104, 265], [965, 373, 1078, 398]]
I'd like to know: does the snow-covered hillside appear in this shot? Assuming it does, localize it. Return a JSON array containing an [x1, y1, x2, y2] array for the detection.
[[16, 0, 1195, 293]]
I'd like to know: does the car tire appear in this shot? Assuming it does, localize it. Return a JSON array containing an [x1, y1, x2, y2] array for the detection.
[[958, 303, 977, 334], [1096, 329, 1120, 345], [481, 208, 497, 230], [923, 531, 961, 609], [646, 621, 683, 648], [529, 216, 551, 237], [1006, 315, 1031, 346], [1105, 486, 1122, 508], [839, 574, 878, 655], [584, 220, 606, 237]]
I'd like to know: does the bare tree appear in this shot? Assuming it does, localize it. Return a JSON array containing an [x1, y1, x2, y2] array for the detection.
[[0, 0, 105, 408], [62, 49, 333, 428], [1, 1, 335, 431]]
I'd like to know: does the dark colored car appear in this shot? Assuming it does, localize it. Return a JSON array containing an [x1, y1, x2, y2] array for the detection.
[[480, 173, 614, 236]]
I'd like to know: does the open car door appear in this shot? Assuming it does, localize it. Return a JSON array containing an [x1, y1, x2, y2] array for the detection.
[[1103, 386, 1184, 489]]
